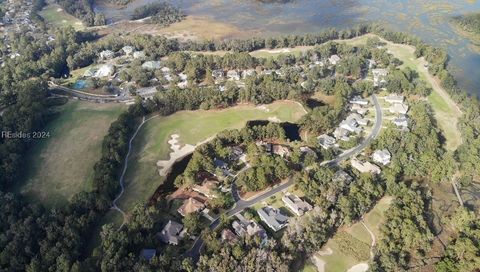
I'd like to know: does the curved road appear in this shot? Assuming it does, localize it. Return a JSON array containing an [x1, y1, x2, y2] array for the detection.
[[48, 81, 132, 102], [187, 95, 383, 260]]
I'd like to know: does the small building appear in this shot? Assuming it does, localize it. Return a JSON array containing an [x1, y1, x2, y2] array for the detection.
[[393, 114, 408, 129], [142, 60, 162, 70], [372, 149, 391, 165], [329, 54, 341, 65], [282, 193, 313, 216], [272, 144, 291, 158], [177, 197, 205, 217], [133, 51, 146, 59], [178, 73, 188, 81], [389, 103, 409, 115], [136, 86, 158, 99], [122, 46, 134, 56], [333, 170, 353, 184], [351, 158, 381, 174], [368, 59, 377, 69], [318, 134, 336, 149], [94, 64, 115, 78], [157, 220, 183, 245], [140, 249, 156, 261], [242, 69, 256, 79], [192, 179, 218, 199], [257, 206, 289, 232], [372, 68, 388, 87], [385, 94, 404, 104], [212, 69, 224, 80], [226, 70, 240, 81], [221, 229, 238, 243], [348, 112, 368, 126], [349, 96, 369, 106], [99, 50, 115, 60]]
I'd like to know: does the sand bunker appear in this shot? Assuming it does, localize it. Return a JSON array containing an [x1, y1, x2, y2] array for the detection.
[[268, 116, 281, 123], [156, 134, 212, 176], [257, 105, 270, 112], [317, 247, 333, 256], [312, 256, 326, 272], [347, 263, 369, 272]]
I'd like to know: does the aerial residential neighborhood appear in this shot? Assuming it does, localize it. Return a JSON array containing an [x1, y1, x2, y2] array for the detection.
[[1, 1, 479, 272]]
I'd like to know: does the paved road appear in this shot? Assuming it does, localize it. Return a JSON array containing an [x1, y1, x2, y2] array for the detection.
[[48, 82, 132, 102], [322, 95, 383, 166], [187, 95, 383, 261]]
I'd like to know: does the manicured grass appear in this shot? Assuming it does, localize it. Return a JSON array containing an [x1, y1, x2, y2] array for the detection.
[[118, 101, 306, 212], [39, 4, 84, 30], [17, 101, 126, 208], [316, 196, 393, 272]]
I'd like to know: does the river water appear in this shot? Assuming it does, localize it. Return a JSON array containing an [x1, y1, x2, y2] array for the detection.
[[96, 0, 480, 95]]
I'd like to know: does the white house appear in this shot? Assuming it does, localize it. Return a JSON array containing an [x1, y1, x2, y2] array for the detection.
[[94, 64, 115, 78], [133, 51, 146, 59], [227, 70, 240, 81], [122, 46, 134, 56], [142, 61, 162, 70], [349, 96, 369, 106], [99, 50, 115, 60], [393, 114, 409, 128], [242, 69, 256, 79], [389, 103, 409, 115], [372, 149, 391, 165], [351, 158, 381, 174], [212, 69, 224, 80], [385, 94, 404, 104], [329, 54, 341, 65]]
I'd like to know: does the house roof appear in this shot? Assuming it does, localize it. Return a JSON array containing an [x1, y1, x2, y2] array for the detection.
[[351, 158, 381, 174], [192, 180, 218, 198], [257, 206, 288, 231], [282, 193, 312, 215], [333, 170, 353, 183], [221, 229, 238, 242], [177, 197, 205, 216], [158, 220, 183, 244]]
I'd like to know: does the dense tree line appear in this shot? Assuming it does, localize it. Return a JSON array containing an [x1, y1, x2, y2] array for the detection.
[[56, 0, 105, 26], [131, 2, 185, 27], [371, 182, 434, 271], [435, 208, 480, 271], [452, 12, 480, 35]]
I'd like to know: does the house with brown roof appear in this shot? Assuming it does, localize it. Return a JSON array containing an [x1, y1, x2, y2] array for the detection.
[[351, 158, 381, 174], [221, 229, 238, 244], [192, 180, 218, 199], [177, 197, 205, 217]]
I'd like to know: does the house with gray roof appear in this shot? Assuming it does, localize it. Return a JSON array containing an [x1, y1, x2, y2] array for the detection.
[[318, 134, 336, 149], [142, 61, 162, 70], [393, 114, 408, 129], [257, 206, 289, 232], [232, 214, 267, 240], [333, 170, 353, 184], [157, 220, 183, 245], [99, 50, 115, 60], [282, 193, 313, 216]]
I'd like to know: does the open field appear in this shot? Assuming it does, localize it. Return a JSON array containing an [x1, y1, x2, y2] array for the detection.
[[16, 101, 126, 208], [39, 4, 84, 30], [313, 196, 393, 272], [118, 101, 306, 213], [98, 16, 255, 41], [337, 34, 463, 151]]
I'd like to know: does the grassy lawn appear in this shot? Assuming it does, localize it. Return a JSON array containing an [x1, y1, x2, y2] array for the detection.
[[39, 4, 84, 30], [315, 196, 393, 272], [338, 34, 463, 151], [118, 101, 306, 213], [16, 101, 126, 208]]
